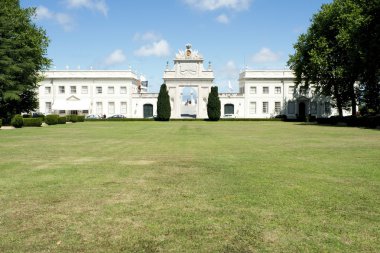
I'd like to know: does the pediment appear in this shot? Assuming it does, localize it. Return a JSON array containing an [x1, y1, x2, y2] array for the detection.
[[66, 95, 80, 101]]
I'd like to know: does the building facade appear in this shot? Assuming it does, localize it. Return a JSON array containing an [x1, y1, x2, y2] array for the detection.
[[37, 44, 344, 119]]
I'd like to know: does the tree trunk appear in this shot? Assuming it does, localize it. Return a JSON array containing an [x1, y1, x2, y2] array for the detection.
[[334, 88, 343, 117], [349, 82, 357, 116]]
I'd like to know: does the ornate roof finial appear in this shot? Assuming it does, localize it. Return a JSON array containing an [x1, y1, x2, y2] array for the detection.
[[186, 43, 192, 50]]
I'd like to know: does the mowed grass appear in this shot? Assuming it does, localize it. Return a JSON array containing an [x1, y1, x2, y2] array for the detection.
[[0, 121, 379, 252]]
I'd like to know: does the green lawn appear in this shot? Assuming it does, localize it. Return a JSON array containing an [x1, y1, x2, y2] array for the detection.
[[0, 121, 379, 252]]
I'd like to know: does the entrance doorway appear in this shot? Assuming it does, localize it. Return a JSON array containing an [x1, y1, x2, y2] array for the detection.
[[224, 104, 235, 115], [143, 104, 153, 118], [298, 102, 306, 119]]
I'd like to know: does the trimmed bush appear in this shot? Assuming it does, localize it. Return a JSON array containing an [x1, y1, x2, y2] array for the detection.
[[67, 115, 78, 123], [207, 86, 221, 121], [58, 116, 66, 124], [11, 114, 23, 128], [32, 112, 45, 122], [156, 83, 171, 121], [77, 115, 85, 122], [23, 118, 42, 127], [45, 114, 59, 125], [0, 118, 2, 128]]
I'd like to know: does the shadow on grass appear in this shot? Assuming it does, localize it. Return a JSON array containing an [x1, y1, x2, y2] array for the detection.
[[294, 122, 380, 131]]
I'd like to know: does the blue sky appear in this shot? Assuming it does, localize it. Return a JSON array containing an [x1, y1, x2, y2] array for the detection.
[[21, 0, 332, 92]]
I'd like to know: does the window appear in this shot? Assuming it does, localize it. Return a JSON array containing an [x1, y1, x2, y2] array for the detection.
[[275, 102, 281, 114], [45, 102, 52, 114], [239, 86, 245, 94], [250, 86, 257, 94], [224, 104, 234, 115], [96, 102, 103, 114], [70, 86, 76, 94], [249, 102, 256, 114], [120, 86, 127, 94], [311, 102, 317, 114], [82, 110, 89, 114], [96, 86, 102, 94], [81, 86, 88, 94], [108, 86, 114, 94], [263, 87, 269, 94], [45, 87, 51, 94], [289, 86, 294, 94], [121, 102, 127, 114], [59, 110, 65, 114], [275, 87, 281, 94], [288, 102, 295, 114], [324, 102, 331, 114], [59, 86, 65, 94], [262, 102, 268, 113], [108, 102, 115, 114]]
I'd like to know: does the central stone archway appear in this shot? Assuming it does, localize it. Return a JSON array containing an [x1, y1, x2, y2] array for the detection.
[[163, 44, 214, 119], [180, 87, 198, 118]]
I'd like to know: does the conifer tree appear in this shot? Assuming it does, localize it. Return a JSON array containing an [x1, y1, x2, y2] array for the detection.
[[207, 86, 221, 121], [156, 83, 171, 121]]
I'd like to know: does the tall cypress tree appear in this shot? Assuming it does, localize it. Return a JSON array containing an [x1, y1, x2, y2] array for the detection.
[[156, 83, 171, 121], [207, 86, 221, 121]]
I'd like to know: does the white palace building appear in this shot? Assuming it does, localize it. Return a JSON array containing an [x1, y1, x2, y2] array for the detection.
[[37, 44, 342, 119]]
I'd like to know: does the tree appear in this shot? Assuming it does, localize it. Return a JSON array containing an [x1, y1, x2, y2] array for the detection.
[[207, 86, 221, 121], [288, 2, 358, 117], [156, 83, 171, 121], [0, 0, 50, 121], [349, 0, 380, 114]]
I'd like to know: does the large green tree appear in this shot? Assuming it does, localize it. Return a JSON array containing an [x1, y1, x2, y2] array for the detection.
[[0, 0, 50, 121], [207, 86, 221, 121], [288, 0, 380, 116], [288, 2, 358, 117], [156, 83, 171, 121]]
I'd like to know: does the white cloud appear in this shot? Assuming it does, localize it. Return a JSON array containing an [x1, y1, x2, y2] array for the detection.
[[220, 60, 239, 79], [104, 49, 126, 66], [252, 48, 281, 63], [134, 40, 170, 57], [184, 0, 252, 11], [216, 14, 230, 24], [133, 32, 161, 42], [65, 0, 108, 16], [35, 6, 74, 31], [35, 6, 53, 19]]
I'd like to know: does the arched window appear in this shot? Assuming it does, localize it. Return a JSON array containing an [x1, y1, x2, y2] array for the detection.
[[143, 104, 153, 118], [224, 104, 234, 115]]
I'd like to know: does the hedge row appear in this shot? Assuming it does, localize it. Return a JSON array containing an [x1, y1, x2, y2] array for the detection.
[[11, 115, 23, 128], [8, 114, 85, 128], [58, 116, 66, 124], [23, 118, 43, 127], [46, 114, 59, 125], [316, 116, 380, 128]]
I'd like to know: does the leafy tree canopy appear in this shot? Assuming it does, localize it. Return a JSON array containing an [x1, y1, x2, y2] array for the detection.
[[0, 0, 51, 121]]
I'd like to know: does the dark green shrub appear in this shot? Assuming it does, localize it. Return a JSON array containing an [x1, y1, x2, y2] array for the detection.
[[11, 114, 23, 128], [0, 118, 2, 128], [23, 118, 42, 127], [58, 116, 66, 124], [77, 115, 85, 122], [22, 114, 31, 118], [45, 114, 59, 125], [156, 83, 171, 121], [67, 115, 78, 123], [32, 112, 45, 122], [307, 115, 316, 122], [207, 86, 221, 121]]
